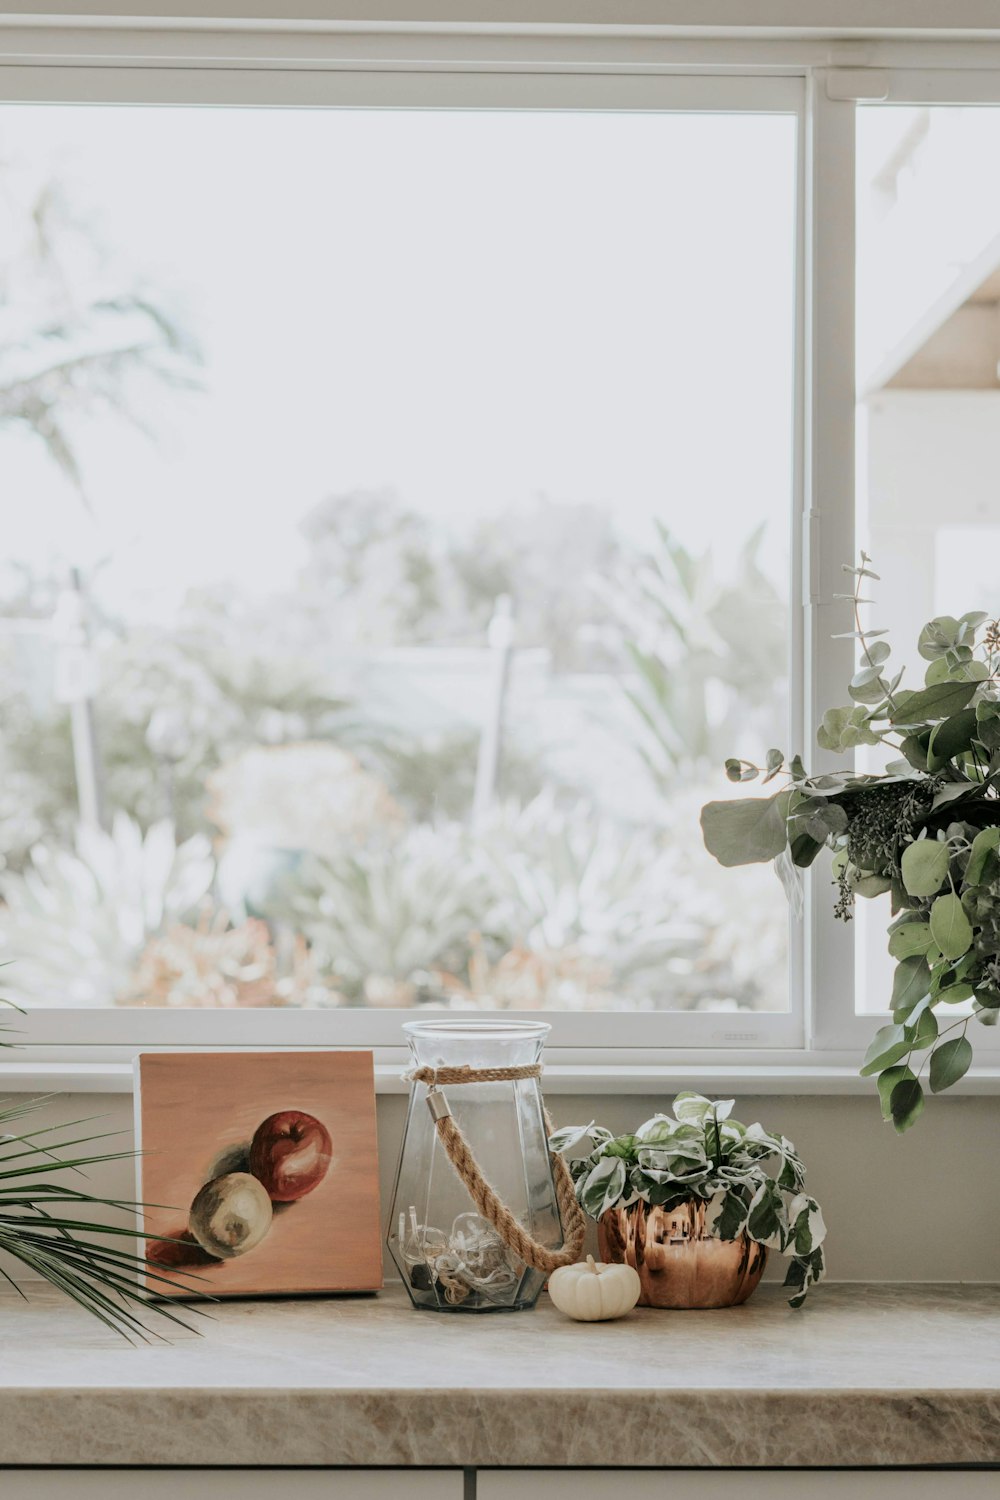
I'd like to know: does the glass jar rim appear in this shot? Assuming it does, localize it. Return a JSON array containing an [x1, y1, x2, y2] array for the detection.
[[402, 1019, 551, 1042]]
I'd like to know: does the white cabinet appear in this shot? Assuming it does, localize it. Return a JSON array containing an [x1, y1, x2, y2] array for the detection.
[[478, 1474, 997, 1500], [1, 1474, 465, 1500]]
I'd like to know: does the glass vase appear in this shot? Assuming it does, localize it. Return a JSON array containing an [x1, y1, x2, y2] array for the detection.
[[387, 1019, 566, 1312]]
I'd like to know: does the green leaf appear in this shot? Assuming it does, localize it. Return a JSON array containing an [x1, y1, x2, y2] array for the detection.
[[746, 1180, 782, 1244], [548, 1122, 595, 1155], [900, 732, 930, 772], [798, 800, 849, 841], [965, 827, 1000, 887], [929, 1035, 973, 1094], [816, 706, 881, 752], [889, 680, 978, 726], [937, 982, 974, 1004], [912, 1003, 939, 1049], [789, 832, 826, 868], [578, 1156, 627, 1219], [672, 1092, 715, 1123], [929, 893, 973, 961], [926, 708, 979, 772], [900, 839, 950, 898], [890, 955, 931, 1014], [931, 782, 975, 812], [976, 702, 1000, 752], [877, 1064, 915, 1121], [860, 1022, 912, 1077], [853, 874, 892, 899], [598, 1134, 638, 1159], [887, 921, 933, 961], [849, 668, 889, 705], [918, 616, 961, 662], [889, 1076, 925, 1133], [725, 758, 758, 783], [700, 793, 790, 868]]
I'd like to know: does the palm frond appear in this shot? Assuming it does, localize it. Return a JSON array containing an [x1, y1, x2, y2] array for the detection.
[[0, 1093, 210, 1341]]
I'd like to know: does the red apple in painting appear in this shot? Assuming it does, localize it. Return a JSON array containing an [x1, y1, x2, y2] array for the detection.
[[249, 1110, 332, 1202]]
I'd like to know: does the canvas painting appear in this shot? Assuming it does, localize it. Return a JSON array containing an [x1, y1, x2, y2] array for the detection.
[[134, 1050, 382, 1297]]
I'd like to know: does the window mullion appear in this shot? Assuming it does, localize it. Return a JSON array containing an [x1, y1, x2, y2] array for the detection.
[[803, 75, 860, 1051]]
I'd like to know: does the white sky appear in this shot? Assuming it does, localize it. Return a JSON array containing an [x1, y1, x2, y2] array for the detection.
[[2, 105, 796, 622]]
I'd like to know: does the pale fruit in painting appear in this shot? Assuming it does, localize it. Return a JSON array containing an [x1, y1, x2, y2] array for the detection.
[[249, 1110, 333, 1202], [189, 1171, 273, 1258]]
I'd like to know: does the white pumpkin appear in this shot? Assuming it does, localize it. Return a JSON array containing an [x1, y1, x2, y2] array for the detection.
[[547, 1255, 641, 1322]]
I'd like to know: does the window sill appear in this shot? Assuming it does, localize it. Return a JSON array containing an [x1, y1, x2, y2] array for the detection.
[[3, 1058, 1000, 1096]]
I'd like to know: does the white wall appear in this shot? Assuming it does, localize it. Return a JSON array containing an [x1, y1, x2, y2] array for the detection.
[[5, 1089, 998, 1288]]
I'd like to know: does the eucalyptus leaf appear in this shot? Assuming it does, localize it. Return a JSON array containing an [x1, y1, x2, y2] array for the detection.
[[888, 680, 978, 726], [853, 874, 892, 899], [918, 616, 961, 662], [929, 893, 973, 961], [816, 705, 881, 752], [887, 921, 933, 961], [937, 982, 974, 1004], [889, 1076, 925, 1134], [877, 1064, 915, 1121], [900, 732, 930, 772], [965, 827, 1000, 887], [900, 839, 950, 898], [700, 792, 790, 868], [928, 1035, 973, 1094], [890, 956, 931, 1014], [860, 1022, 913, 1077], [911, 1003, 939, 1050], [926, 708, 979, 772]]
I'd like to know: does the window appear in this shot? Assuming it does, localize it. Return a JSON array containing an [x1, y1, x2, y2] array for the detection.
[[0, 72, 803, 1053], [6, 37, 1000, 1066], [852, 97, 1000, 1048]]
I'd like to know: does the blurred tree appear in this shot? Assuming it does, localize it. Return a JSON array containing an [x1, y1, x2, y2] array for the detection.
[[296, 489, 620, 667], [0, 175, 200, 503]]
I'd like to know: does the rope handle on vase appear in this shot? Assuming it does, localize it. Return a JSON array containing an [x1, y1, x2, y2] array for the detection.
[[403, 1063, 587, 1274]]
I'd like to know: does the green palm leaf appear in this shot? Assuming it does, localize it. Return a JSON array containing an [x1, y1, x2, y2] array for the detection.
[[0, 1005, 209, 1341]]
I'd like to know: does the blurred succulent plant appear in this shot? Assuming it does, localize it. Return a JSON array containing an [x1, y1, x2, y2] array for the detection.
[[435, 933, 613, 1011], [283, 825, 489, 1006], [124, 909, 336, 1009], [207, 741, 404, 857], [0, 814, 214, 1006], [473, 795, 699, 1002]]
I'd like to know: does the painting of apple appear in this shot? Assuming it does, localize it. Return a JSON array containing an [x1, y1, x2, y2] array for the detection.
[[249, 1110, 333, 1202], [189, 1171, 273, 1258], [136, 1052, 381, 1298]]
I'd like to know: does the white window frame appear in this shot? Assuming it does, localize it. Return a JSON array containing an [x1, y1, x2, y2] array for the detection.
[[3, 23, 1000, 1075], [813, 65, 1000, 1058]]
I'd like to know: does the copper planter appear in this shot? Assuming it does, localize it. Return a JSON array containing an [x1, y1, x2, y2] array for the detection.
[[598, 1199, 767, 1309]]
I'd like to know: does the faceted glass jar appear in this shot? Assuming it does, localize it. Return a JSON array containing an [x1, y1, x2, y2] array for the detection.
[[388, 1020, 563, 1312]]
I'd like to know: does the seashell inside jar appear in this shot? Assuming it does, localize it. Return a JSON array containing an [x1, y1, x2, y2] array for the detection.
[[598, 1199, 767, 1309]]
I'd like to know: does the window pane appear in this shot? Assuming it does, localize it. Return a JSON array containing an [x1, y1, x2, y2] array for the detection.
[[1, 104, 796, 1013], [856, 104, 1000, 1013]]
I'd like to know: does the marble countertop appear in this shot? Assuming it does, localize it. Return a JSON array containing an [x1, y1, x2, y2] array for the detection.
[[1, 1282, 998, 1469]]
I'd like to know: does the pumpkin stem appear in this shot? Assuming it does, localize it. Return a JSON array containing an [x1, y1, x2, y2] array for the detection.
[[586, 1254, 600, 1274]]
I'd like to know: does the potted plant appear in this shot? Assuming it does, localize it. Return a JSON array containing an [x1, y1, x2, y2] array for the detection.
[[701, 556, 1000, 1133], [549, 1092, 826, 1308]]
